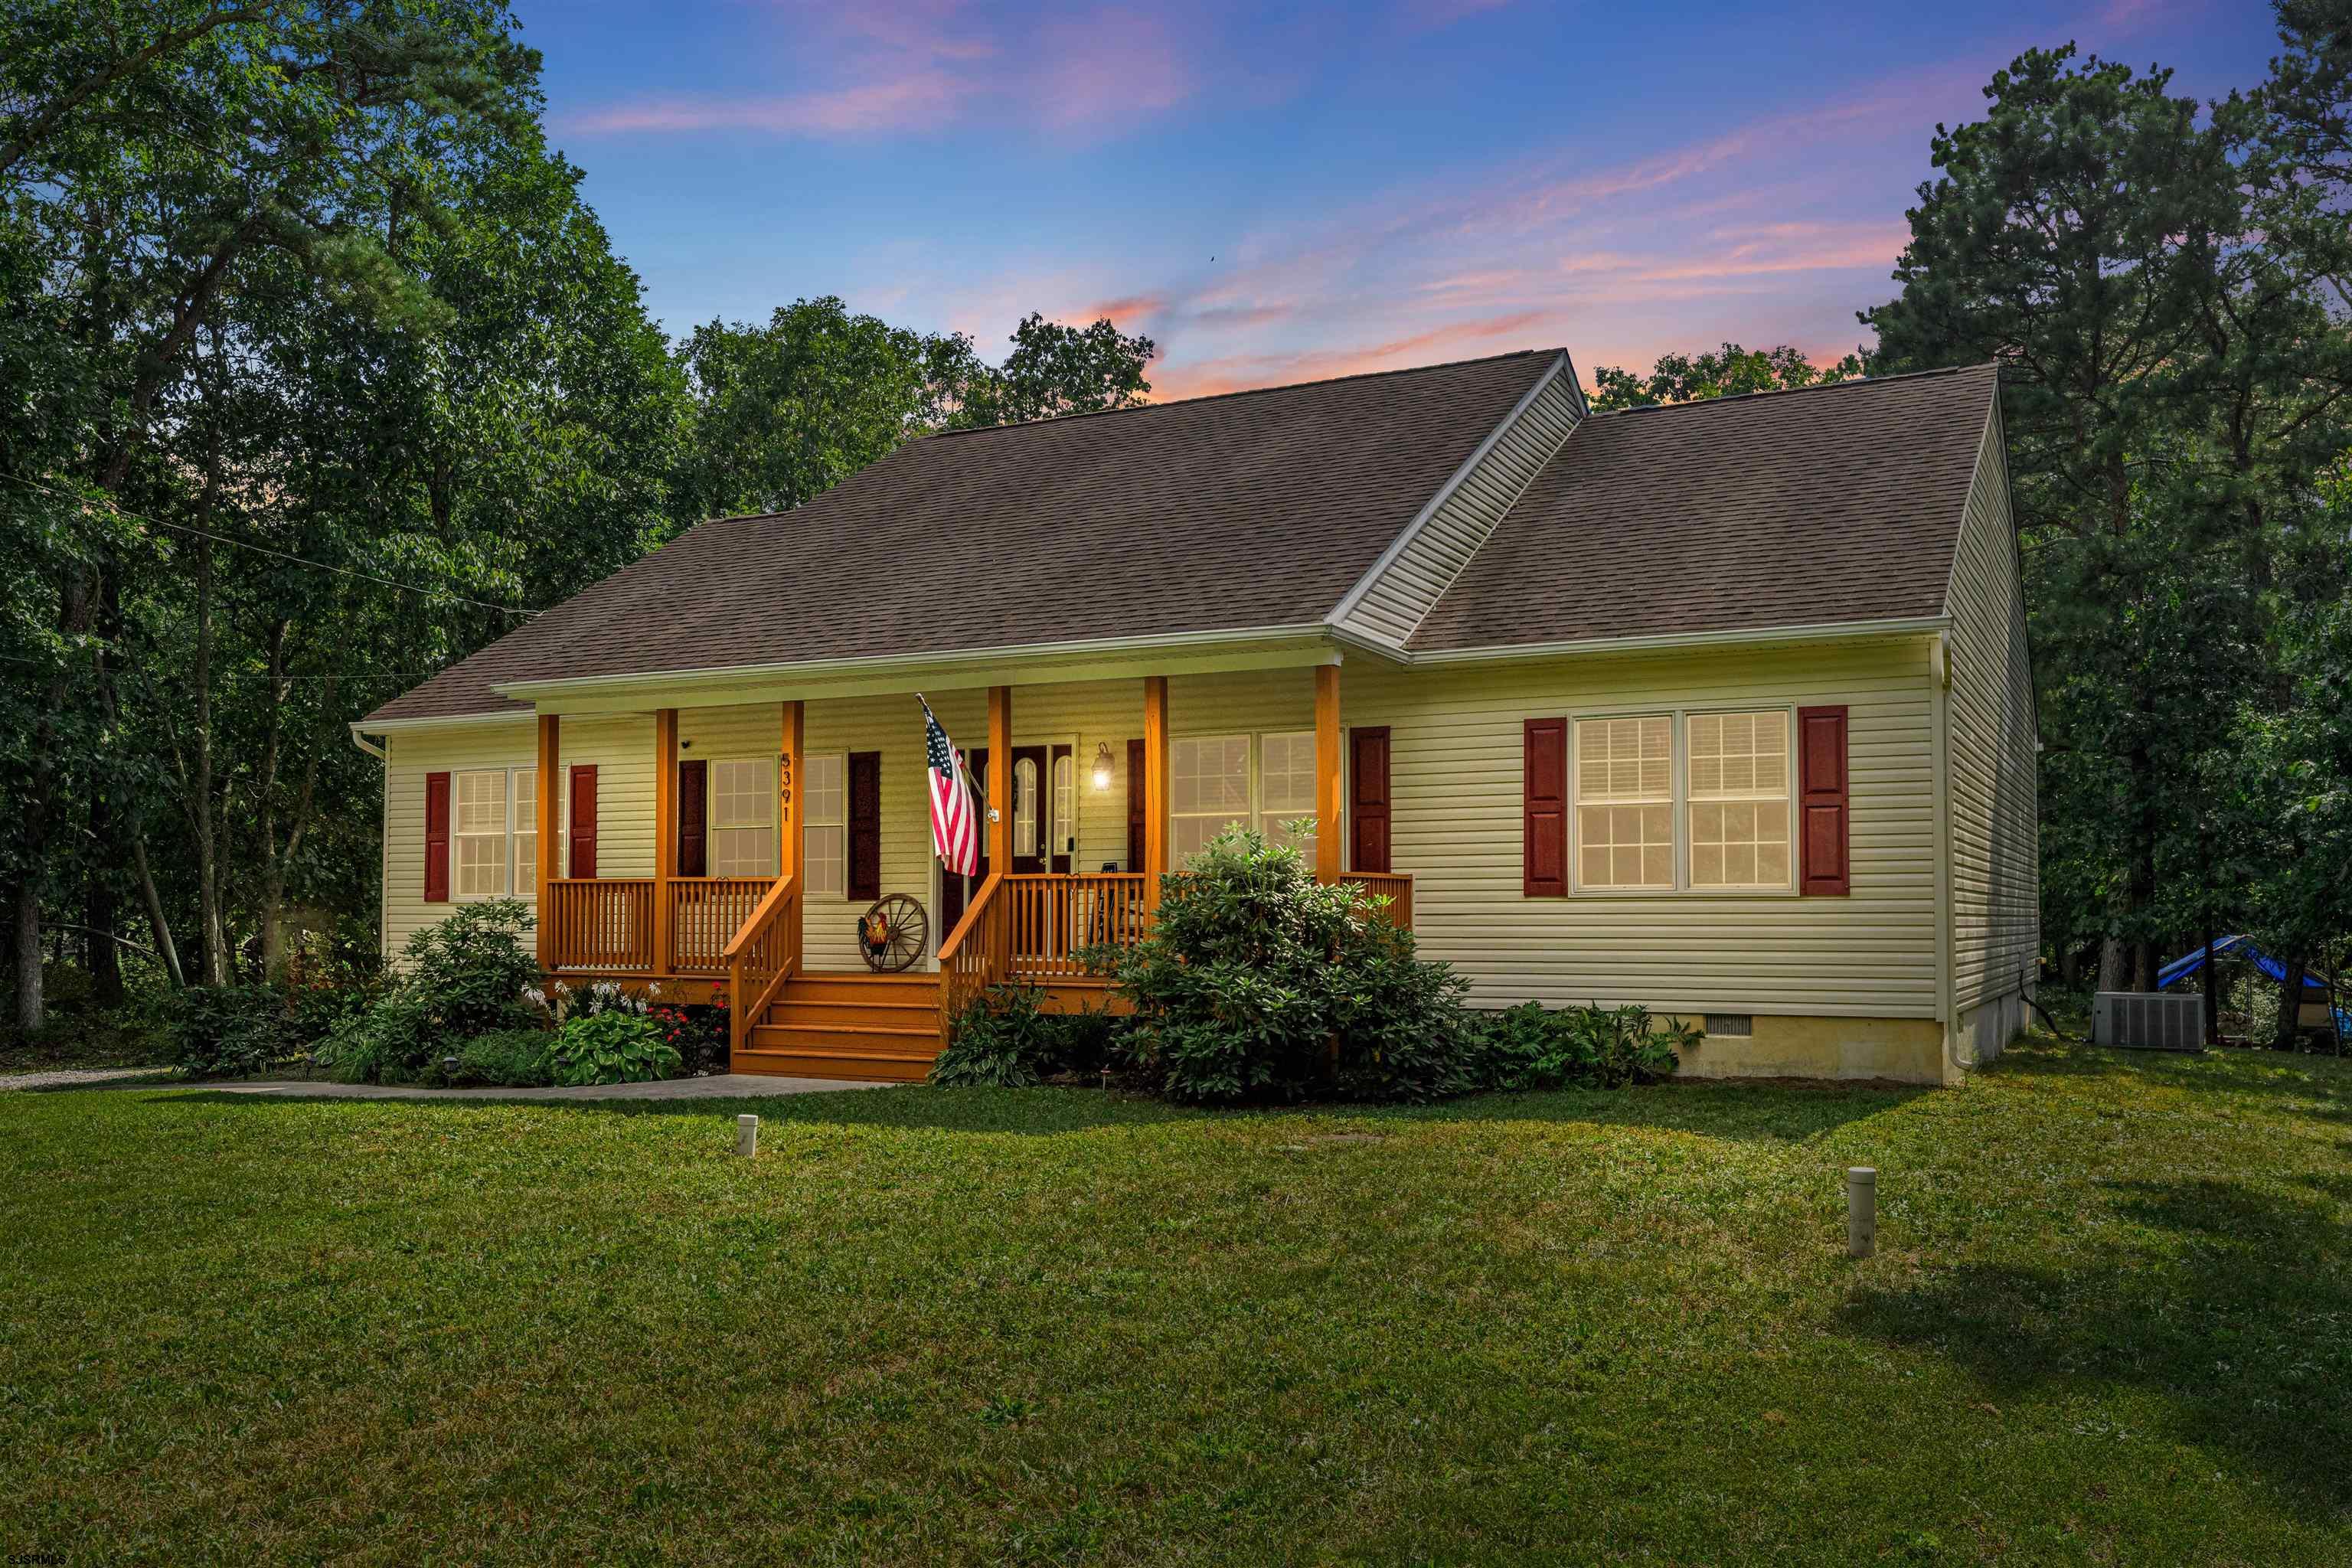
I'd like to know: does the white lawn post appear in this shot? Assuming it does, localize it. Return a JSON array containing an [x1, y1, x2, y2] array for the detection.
[[737, 1113, 760, 1158], [1847, 1166, 1876, 1257]]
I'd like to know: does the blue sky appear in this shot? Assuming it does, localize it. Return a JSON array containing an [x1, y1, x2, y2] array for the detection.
[[525, 0, 2281, 399]]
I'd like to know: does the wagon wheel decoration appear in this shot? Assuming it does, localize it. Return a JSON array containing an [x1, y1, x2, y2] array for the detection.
[[858, 893, 930, 973]]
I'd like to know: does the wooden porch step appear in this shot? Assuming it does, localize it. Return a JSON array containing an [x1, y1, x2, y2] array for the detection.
[[786, 973, 939, 1005], [750, 1020, 938, 1053], [732, 1046, 933, 1083], [767, 998, 939, 1029]]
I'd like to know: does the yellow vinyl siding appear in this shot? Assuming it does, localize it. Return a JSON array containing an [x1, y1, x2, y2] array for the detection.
[[379, 720, 538, 962], [1943, 407, 2039, 1034], [1344, 641, 1942, 1018]]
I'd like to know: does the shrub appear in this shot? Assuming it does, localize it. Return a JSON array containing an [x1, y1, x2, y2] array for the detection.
[[1097, 826, 1465, 1105], [933, 984, 1060, 1087], [1328, 916, 1476, 1102], [449, 1028, 555, 1088], [168, 986, 302, 1078], [403, 900, 543, 1037], [321, 900, 543, 1083], [546, 1009, 680, 1086], [1465, 1002, 1697, 1090], [649, 1003, 729, 1076]]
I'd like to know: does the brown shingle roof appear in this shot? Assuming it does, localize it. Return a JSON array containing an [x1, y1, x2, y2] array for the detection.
[[1407, 363, 1997, 653], [365, 348, 1563, 723]]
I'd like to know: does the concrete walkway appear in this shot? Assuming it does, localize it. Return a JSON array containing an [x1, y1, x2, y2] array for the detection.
[[189, 1072, 895, 1102], [0, 1066, 175, 1093]]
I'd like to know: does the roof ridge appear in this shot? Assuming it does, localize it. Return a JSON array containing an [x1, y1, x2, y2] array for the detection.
[[1598, 361, 1998, 418], [923, 346, 1566, 439]]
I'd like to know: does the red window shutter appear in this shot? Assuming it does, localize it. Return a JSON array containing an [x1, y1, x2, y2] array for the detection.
[[1126, 737, 1145, 872], [1797, 706, 1851, 896], [423, 772, 451, 903], [847, 751, 881, 901], [1523, 718, 1566, 897], [1348, 726, 1391, 874], [677, 759, 708, 878], [567, 765, 599, 879]]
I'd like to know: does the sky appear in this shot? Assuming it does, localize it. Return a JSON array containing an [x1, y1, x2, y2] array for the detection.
[[525, 0, 2283, 401]]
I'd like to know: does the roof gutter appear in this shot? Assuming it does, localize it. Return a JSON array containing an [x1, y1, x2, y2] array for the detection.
[[488, 621, 1338, 702], [351, 710, 533, 737]]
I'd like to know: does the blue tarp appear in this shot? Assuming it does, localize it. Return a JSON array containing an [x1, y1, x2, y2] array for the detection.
[[2160, 936, 2349, 1039]]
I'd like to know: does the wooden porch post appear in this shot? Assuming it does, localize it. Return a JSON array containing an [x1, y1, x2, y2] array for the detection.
[[1315, 663, 1342, 882], [988, 686, 1013, 873], [779, 699, 803, 956], [535, 714, 559, 970], [652, 707, 678, 975], [1142, 675, 1169, 912]]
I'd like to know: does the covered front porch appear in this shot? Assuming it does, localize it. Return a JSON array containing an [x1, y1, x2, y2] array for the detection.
[[517, 656, 1411, 1067]]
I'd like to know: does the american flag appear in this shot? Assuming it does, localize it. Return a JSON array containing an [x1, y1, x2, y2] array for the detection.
[[921, 696, 979, 877]]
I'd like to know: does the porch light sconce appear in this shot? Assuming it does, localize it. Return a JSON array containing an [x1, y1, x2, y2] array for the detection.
[[1090, 740, 1115, 792]]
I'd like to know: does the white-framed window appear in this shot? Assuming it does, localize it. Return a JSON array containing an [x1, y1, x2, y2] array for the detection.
[[1259, 730, 1319, 856], [1171, 734, 1252, 861], [710, 757, 776, 877], [1573, 715, 1674, 890], [803, 753, 845, 898], [452, 768, 545, 900], [1687, 710, 1792, 889]]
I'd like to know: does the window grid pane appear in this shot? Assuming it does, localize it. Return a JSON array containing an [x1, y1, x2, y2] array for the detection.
[[1576, 717, 1671, 803], [1576, 804, 1674, 890]]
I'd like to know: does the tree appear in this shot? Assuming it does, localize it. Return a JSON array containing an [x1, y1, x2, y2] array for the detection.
[[1589, 343, 1864, 413], [1, 0, 688, 1021], [675, 303, 1154, 523], [952, 312, 1155, 426]]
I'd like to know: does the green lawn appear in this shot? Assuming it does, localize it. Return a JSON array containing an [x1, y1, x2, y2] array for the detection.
[[5, 1045, 2350, 1565]]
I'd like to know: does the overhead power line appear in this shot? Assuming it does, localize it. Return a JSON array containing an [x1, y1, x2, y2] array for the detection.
[[1, 472, 541, 620]]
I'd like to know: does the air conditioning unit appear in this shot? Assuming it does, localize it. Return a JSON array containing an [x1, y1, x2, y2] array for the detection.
[[2092, 991, 2204, 1051]]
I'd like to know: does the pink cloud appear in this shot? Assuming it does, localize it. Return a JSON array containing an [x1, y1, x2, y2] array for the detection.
[[564, 2, 1208, 142], [566, 74, 967, 136]]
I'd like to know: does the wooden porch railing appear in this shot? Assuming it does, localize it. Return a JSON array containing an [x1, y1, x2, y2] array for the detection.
[[545, 878, 656, 972], [668, 877, 773, 975], [1334, 871, 1414, 928], [721, 873, 801, 1059], [1006, 872, 1148, 982], [936, 871, 1007, 1048]]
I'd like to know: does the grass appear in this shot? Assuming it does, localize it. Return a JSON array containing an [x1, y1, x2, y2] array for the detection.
[[5, 1044, 2350, 1565]]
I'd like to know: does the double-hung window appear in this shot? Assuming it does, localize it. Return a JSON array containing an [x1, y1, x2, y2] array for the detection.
[[1574, 716, 1674, 890], [710, 758, 776, 877], [1687, 711, 1792, 889], [803, 753, 846, 897], [1170, 735, 1252, 860], [452, 768, 540, 900]]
